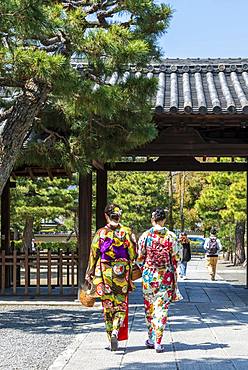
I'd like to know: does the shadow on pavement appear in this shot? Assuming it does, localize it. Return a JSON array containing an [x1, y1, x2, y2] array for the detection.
[[0, 308, 103, 335], [124, 341, 229, 354], [106, 357, 248, 370]]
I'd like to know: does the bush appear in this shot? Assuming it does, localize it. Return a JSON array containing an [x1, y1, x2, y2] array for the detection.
[[12, 240, 78, 252]]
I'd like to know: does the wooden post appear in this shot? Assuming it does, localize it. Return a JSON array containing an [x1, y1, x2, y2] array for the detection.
[[1, 179, 10, 251], [71, 252, 75, 294], [1, 250, 5, 295], [78, 173, 92, 298], [13, 250, 17, 295], [24, 250, 29, 296], [96, 169, 107, 230], [47, 250, 52, 295], [59, 250, 63, 295], [1, 180, 11, 288], [36, 250, 40, 296]]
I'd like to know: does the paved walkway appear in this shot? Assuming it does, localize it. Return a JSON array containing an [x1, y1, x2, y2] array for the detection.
[[49, 257, 248, 370]]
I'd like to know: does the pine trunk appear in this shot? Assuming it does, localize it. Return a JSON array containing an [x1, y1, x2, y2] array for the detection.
[[22, 216, 34, 253], [234, 221, 245, 265], [0, 81, 49, 195]]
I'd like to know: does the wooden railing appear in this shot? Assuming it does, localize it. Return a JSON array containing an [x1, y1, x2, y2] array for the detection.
[[0, 250, 78, 296]]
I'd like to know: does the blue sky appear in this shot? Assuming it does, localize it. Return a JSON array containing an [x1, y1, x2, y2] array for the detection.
[[157, 0, 248, 58]]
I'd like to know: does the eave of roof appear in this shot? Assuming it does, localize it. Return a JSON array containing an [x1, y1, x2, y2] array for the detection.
[[72, 57, 248, 115]]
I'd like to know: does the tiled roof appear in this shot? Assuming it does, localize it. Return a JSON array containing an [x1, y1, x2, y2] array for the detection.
[[137, 58, 248, 114], [72, 58, 248, 115]]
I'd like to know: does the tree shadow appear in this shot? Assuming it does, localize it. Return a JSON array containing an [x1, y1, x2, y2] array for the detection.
[[0, 307, 104, 335], [106, 357, 248, 370]]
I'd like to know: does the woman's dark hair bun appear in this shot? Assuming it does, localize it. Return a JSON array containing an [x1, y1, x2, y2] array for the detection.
[[151, 207, 166, 222], [210, 227, 217, 235], [104, 203, 122, 217]]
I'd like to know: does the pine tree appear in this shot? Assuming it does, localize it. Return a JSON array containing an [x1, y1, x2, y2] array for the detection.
[[108, 171, 169, 233], [11, 177, 78, 251], [0, 1, 172, 194]]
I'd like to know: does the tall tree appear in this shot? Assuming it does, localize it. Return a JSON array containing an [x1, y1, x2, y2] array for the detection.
[[168, 171, 174, 230], [0, 1, 172, 195], [178, 172, 186, 231], [221, 173, 246, 264], [196, 172, 246, 265]]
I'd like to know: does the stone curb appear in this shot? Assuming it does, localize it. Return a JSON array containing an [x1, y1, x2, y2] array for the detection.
[[48, 331, 90, 370]]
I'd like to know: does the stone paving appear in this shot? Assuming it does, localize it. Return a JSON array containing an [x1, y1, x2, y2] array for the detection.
[[49, 257, 248, 370]]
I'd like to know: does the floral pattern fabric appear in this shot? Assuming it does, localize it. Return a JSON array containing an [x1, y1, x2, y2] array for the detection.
[[87, 224, 136, 340], [137, 226, 182, 345]]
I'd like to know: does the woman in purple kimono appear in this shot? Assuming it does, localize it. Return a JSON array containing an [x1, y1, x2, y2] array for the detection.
[[86, 204, 136, 351]]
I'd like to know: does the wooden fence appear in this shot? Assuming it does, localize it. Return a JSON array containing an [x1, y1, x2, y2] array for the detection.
[[0, 250, 78, 296]]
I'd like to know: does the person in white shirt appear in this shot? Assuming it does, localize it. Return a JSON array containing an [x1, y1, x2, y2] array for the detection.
[[204, 228, 222, 281]]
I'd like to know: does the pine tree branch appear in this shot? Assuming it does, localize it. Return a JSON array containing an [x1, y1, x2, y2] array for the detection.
[[25, 34, 65, 48], [39, 43, 64, 52], [39, 123, 68, 144], [85, 73, 112, 86], [0, 107, 13, 123], [41, 36, 61, 46], [94, 118, 129, 133], [0, 77, 25, 88]]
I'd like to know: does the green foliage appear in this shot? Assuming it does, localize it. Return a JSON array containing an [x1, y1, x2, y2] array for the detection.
[[13, 240, 77, 252], [11, 177, 78, 233], [108, 171, 169, 233], [195, 171, 246, 251], [1, 0, 173, 177], [223, 173, 246, 222], [10, 169, 246, 256], [196, 172, 246, 227]]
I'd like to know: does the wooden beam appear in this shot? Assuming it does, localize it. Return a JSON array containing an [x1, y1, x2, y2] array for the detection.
[[11, 167, 68, 178], [154, 112, 248, 127], [96, 169, 107, 230], [92, 160, 105, 171], [130, 143, 248, 157], [105, 157, 248, 172]]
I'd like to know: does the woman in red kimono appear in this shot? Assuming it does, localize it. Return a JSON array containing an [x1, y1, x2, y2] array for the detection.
[[137, 207, 182, 353]]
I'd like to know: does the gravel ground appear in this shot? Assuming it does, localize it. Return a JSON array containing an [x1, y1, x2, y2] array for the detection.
[[0, 305, 101, 370]]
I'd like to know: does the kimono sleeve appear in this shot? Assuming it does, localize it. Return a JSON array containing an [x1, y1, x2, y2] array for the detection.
[[136, 231, 148, 268], [170, 234, 179, 271], [86, 230, 101, 275], [126, 230, 137, 262]]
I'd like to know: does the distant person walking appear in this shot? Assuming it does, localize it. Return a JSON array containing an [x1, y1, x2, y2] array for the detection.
[[179, 232, 191, 279], [137, 207, 182, 353], [204, 228, 222, 281], [85, 204, 136, 351]]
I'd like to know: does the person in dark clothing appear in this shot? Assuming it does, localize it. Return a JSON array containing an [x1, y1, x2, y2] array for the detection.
[[179, 232, 191, 279]]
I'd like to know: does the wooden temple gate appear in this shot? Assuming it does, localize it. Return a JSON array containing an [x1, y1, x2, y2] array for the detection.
[[1, 58, 248, 296]]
